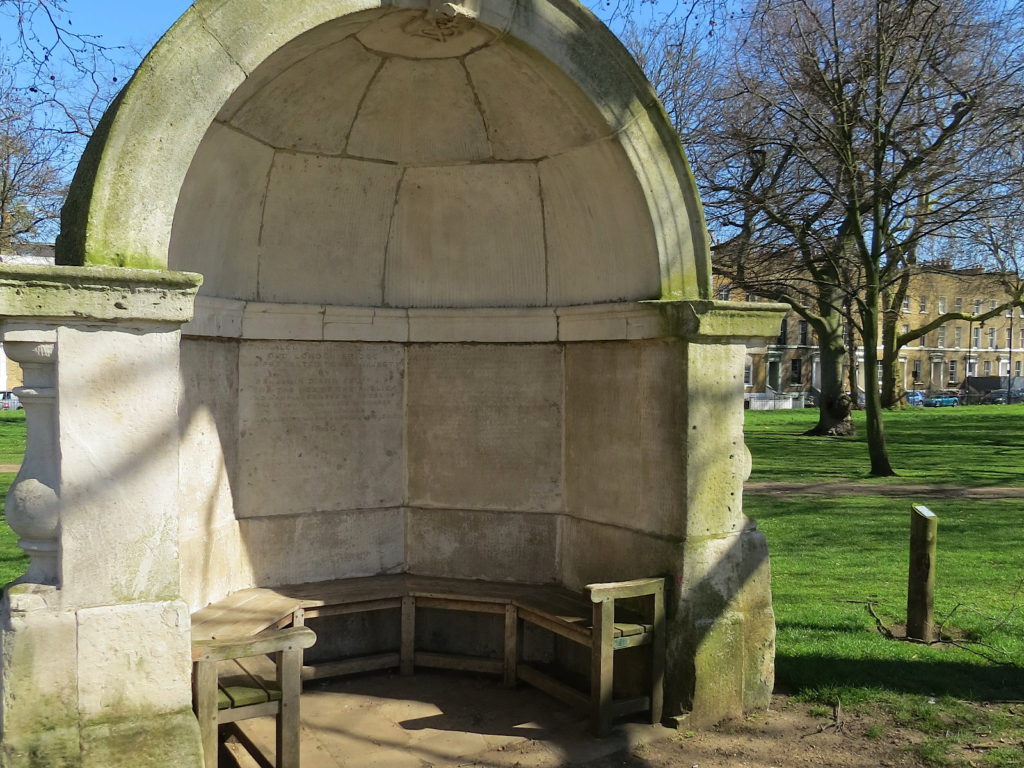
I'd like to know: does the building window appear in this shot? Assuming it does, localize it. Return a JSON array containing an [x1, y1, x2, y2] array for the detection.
[[991, 300, 998, 312], [1019, 328, 1024, 349], [777, 320, 788, 345], [876, 360, 884, 383], [988, 327, 997, 348], [974, 326, 982, 348], [919, 296, 928, 313], [954, 326, 963, 348], [1008, 328, 1014, 349], [1016, 360, 1022, 378], [716, 285, 731, 301], [1006, 304, 1014, 318], [901, 323, 910, 336], [799, 320, 809, 346], [967, 358, 977, 377], [747, 293, 758, 302], [744, 357, 753, 386], [912, 362, 922, 382], [937, 326, 945, 348], [938, 297, 947, 314], [974, 299, 982, 314], [984, 360, 993, 376], [948, 360, 958, 382], [790, 358, 802, 385], [920, 332, 927, 347], [902, 296, 911, 312], [954, 297, 963, 312]]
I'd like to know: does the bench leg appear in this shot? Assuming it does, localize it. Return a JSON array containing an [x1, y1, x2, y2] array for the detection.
[[591, 599, 614, 737], [650, 589, 666, 725], [195, 660, 220, 768], [503, 603, 518, 688], [277, 648, 302, 768], [401, 596, 416, 676]]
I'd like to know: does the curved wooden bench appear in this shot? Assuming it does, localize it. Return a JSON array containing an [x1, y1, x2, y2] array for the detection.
[[191, 574, 665, 737]]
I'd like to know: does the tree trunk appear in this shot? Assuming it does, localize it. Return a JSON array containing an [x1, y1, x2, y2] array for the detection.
[[861, 291, 897, 476], [804, 325, 854, 436], [880, 299, 901, 408], [843, 299, 861, 409]]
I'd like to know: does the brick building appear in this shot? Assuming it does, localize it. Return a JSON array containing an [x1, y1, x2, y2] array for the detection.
[[719, 267, 1022, 402]]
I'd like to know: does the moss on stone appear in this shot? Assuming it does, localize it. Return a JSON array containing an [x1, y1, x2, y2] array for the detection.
[[0, 265, 203, 324]]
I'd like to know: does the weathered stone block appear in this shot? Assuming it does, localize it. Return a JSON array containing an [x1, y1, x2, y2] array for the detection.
[[57, 326, 184, 609], [564, 340, 685, 537], [76, 602, 194, 720], [407, 344, 562, 511], [541, 139, 660, 305], [347, 57, 489, 164], [259, 154, 403, 306], [169, 123, 271, 300], [228, 38, 380, 154], [237, 342, 405, 517], [558, 517, 681, 591], [466, 41, 605, 160], [385, 164, 547, 308], [240, 508, 405, 585], [178, 338, 240, 537], [0, 590, 79, 768], [406, 508, 558, 583]]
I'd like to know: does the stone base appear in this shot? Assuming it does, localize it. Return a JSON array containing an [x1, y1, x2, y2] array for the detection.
[[0, 586, 204, 768], [667, 525, 776, 727]]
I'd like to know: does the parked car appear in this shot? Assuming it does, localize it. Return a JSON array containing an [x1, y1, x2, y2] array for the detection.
[[0, 391, 21, 411], [981, 388, 1024, 404], [904, 390, 927, 406], [924, 392, 959, 407]]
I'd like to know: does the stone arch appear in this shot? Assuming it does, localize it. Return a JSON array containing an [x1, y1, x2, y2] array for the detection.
[[57, 0, 711, 301]]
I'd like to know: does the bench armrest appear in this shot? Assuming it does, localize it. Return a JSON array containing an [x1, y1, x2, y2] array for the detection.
[[192, 626, 317, 662], [585, 577, 665, 602]]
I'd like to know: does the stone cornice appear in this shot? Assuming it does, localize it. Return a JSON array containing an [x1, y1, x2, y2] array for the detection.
[[655, 300, 788, 343], [0, 265, 203, 325]]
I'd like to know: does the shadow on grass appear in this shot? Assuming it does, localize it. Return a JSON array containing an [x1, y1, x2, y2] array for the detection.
[[777, 654, 1024, 702]]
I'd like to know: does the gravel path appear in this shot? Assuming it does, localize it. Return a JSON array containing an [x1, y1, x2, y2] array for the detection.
[[745, 480, 1024, 498]]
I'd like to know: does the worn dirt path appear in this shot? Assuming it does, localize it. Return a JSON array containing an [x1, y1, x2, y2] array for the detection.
[[745, 480, 1024, 498]]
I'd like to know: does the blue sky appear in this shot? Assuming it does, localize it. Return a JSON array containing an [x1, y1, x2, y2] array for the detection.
[[57, 1, 193, 52]]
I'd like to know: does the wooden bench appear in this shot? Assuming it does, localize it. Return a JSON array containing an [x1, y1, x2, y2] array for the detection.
[[192, 626, 317, 768], [191, 574, 665, 737]]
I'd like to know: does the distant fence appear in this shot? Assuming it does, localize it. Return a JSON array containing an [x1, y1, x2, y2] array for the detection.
[[744, 391, 810, 410]]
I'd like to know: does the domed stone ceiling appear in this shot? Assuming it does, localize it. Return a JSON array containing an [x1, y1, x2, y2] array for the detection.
[[169, 8, 661, 308]]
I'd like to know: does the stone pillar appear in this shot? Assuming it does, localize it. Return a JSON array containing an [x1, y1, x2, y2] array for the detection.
[[661, 300, 786, 728], [0, 265, 206, 768]]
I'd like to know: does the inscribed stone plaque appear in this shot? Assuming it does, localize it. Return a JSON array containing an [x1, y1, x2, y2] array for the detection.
[[238, 341, 404, 517], [407, 344, 563, 511]]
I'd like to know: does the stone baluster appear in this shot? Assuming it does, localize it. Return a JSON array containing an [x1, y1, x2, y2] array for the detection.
[[2, 328, 60, 586]]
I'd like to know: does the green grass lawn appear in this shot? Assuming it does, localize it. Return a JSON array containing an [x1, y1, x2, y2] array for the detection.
[[0, 412, 26, 466], [745, 404, 1024, 486], [0, 413, 28, 585], [746, 405, 1024, 765]]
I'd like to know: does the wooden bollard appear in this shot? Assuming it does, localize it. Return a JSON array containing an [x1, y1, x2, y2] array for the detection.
[[907, 505, 938, 641]]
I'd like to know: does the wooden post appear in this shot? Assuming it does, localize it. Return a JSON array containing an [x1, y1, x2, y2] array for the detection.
[[907, 504, 938, 641], [591, 599, 614, 736], [401, 596, 416, 675], [194, 660, 219, 768], [503, 603, 518, 689]]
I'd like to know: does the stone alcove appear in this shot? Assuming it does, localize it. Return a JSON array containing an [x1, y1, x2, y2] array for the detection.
[[0, 1, 784, 766]]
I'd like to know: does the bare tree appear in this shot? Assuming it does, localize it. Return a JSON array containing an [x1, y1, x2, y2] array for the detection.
[[659, 0, 1024, 474], [0, 69, 68, 251], [1, 0, 126, 139]]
